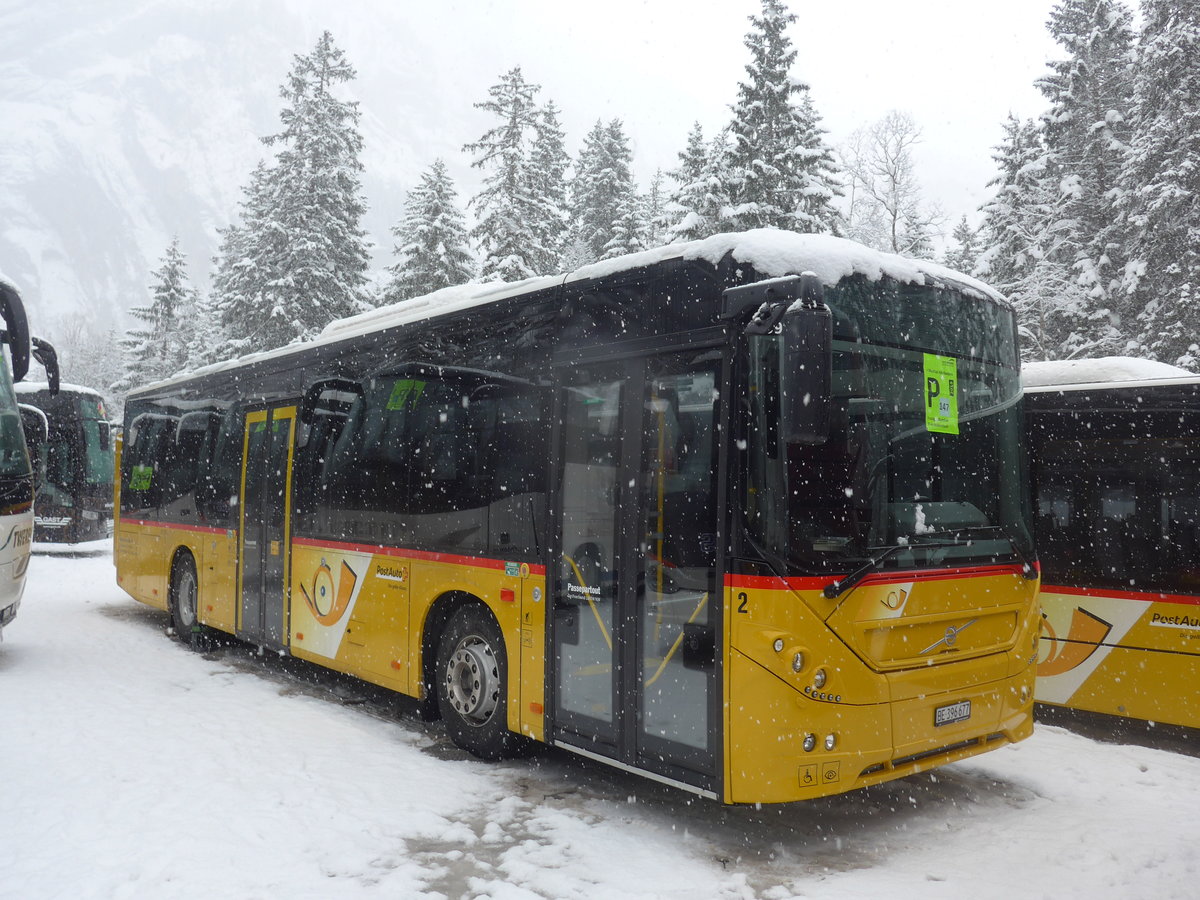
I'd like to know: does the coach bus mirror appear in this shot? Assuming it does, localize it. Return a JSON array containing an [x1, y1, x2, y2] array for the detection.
[[98, 421, 112, 453], [0, 283, 30, 382], [781, 276, 832, 445], [300, 378, 364, 425], [31, 336, 59, 395]]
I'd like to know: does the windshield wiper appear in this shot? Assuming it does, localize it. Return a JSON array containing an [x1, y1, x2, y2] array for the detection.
[[910, 525, 1038, 580], [823, 544, 916, 599]]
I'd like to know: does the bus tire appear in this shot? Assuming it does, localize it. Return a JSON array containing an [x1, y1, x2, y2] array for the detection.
[[169, 553, 207, 651], [436, 604, 516, 760]]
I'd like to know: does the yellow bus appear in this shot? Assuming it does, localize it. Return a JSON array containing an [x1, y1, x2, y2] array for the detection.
[[1026, 359, 1200, 728], [114, 231, 1040, 803]]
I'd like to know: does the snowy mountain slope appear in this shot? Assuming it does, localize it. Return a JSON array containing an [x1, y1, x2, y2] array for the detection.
[[0, 0, 479, 336]]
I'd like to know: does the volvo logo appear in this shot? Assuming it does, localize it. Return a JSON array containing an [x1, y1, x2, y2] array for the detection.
[[921, 619, 977, 655]]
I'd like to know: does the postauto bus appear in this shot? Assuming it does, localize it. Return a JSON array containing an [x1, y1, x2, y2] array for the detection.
[[114, 231, 1039, 803]]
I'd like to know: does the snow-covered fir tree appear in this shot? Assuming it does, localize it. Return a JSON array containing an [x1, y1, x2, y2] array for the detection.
[[206, 162, 268, 363], [943, 216, 982, 275], [210, 33, 371, 355], [115, 236, 196, 392], [527, 100, 571, 275], [643, 169, 671, 247], [1123, 0, 1200, 369], [602, 187, 648, 260], [1036, 0, 1135, 346], [465, 67, 552, 282], [382, 159, 475, 304], [977, 116, 1094, 360], [724, 0, 841, 233], [667, 122, 731, 242], [568, 119, 640, 265]]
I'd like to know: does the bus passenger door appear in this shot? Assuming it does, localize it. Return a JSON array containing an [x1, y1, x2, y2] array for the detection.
[[238, 406, 297, 648], [551, 350, 722, 792]]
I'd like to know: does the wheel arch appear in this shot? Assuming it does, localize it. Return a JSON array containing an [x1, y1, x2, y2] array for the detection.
[[419, 590, 503, 720]]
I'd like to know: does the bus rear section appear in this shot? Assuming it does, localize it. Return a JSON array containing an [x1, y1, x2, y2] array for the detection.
[[1026, 364, 1200, 729]]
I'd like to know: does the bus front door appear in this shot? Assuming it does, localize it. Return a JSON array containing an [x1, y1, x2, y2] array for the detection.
[[238, 406, 297, 648], [552, 350, 722, 793]]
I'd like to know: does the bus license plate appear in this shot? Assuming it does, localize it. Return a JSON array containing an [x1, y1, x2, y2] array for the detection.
[[934, 700, 971, 727]]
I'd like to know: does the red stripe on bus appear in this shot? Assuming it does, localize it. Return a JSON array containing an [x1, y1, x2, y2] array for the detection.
[[291, 536, 547, 576], [1040, 583, 1200, 607], [120, 518, 227, 536], [726, 563, 1031, 592]]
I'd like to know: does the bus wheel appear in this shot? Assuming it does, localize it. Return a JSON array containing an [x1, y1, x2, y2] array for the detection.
[[436, 605, 515, 760], [170, 554, 206, 650]]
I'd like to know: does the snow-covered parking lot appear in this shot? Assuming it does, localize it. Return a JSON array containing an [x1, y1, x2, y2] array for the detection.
[[3, 549, 1198, 899]]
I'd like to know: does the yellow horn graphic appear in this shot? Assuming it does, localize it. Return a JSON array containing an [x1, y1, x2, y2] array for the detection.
[[1038, 606, 1113, 677], [300, 560, 357, 627]]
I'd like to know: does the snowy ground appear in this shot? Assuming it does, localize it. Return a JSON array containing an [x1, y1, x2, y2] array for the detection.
[[3, 550, 1198, 900]]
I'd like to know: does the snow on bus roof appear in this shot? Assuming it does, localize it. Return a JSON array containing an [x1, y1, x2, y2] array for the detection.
[[569, 230, 1004, 303], [138, 230, 1000, 394], [16, 381, 104, 397], [1022, 356, 1196, 389], [316, 231, 1001, 346]]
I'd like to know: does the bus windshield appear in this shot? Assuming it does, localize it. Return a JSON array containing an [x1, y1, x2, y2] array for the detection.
[[745, 276, 1032, 574], [0, 349, 30, 479]]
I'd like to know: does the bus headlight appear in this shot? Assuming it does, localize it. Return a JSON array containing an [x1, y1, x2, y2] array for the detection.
[[813, 668, 827, 689], [825, 733, 837, 751], [792, 652, 804, 673], [803, 733, 816, 752]]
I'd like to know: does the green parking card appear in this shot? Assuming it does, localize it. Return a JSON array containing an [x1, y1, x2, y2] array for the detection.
[[923, 353, 959, 435]]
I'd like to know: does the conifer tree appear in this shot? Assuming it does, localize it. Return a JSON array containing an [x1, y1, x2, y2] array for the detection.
[[667, 124, 731, 242], [643, 169, 670, 247], [603, 188, 648, 260], [1037, 0, 1135, 344], [569, 119, 639, 264], [1123, 1, 1200, 368], [211, 32, 371, 355], [465, 67, 549, 281], [209, 162, 270, 358], [382, 159, 475, 304], [528, 100, 571, 274], [116, 236, 195, 391], [724, 0, 841, 233], [977, 116, 1094, 360], [943, 216, 981, 275]]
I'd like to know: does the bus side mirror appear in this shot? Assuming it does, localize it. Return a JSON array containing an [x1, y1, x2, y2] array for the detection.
[[781, 275, 832, 445], [0, 283, 30, 382], [31, 337, 60, 395]]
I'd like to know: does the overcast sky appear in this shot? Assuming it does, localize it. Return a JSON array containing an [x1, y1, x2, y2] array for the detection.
[[372, 0, 1064, 236]]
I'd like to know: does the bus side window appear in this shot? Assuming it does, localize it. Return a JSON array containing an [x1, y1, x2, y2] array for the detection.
[[196, 407, 243, 528]]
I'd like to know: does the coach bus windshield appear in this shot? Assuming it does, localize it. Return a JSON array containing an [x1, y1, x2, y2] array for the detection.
[[744, 275, 1032, 575], [0, 350, 30, 479]]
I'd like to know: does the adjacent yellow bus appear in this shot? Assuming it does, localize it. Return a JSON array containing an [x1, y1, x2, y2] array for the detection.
[[114, 231, 1040, 803], [1026, 359, 1200, 728]]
